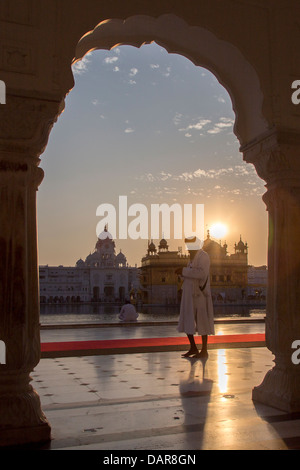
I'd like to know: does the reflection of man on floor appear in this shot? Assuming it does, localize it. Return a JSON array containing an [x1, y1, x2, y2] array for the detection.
[[176, 236, 215, 358]]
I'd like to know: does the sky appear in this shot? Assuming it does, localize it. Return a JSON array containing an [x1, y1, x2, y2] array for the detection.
[[37, 43, 267, 268]]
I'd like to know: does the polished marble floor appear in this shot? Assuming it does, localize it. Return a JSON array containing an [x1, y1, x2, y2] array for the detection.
[[40, 320, 266, 343], [29, 322, 300, 451]]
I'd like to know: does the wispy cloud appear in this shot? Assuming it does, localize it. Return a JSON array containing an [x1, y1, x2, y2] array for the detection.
[[176, 116, 234, 137], [103, 56, 119, 64], [207, 117, 234, 135], [138, 165, 258, 187], [72, 54, 92, 75], [129, 68, 138, 77], [126, 68, 139, 85], [176, 164, 253, 181], [180, 119, 212, 132], [150, 63, 171, 78], [172, 112, 184, 126], [216, 95, 226, 104], [160, 171, 172, 181], [134, 168, 264, 204], [163, 66, 171, 77]]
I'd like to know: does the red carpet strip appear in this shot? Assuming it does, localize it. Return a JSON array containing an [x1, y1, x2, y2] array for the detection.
[[41, 333, 265, 357]]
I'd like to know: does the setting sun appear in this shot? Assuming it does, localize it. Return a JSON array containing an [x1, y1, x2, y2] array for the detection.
[[210, 222, 228, 240]]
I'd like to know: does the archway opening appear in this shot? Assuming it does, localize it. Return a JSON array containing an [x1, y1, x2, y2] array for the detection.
[[37, 37, 267, 317]]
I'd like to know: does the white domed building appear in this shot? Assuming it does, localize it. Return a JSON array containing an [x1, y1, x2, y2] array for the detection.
[[39, 227, 141, 303]]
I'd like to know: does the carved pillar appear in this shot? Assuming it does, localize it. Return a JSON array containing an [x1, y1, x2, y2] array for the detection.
[[0, 94, 62, 446], [243, 129, 300, 412]]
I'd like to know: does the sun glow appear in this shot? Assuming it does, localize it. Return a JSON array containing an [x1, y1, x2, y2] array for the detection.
[[210, 222, 228, 240]]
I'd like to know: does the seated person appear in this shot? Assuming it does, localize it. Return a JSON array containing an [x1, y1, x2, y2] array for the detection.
[[119, 299, 139, 322]]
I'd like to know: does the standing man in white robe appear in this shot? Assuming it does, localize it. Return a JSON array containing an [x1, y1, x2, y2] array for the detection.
[[176, 236, 215, 358]]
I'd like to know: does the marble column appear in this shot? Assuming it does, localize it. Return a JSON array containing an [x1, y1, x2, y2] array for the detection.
[[0, 94, 62, 446], [243, 129, 300, 412]]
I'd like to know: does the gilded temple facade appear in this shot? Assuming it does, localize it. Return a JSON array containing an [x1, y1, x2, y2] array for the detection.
[[140, 238, 189, 305], [140, 232, 250, 305], [204, 231, 249, 302]]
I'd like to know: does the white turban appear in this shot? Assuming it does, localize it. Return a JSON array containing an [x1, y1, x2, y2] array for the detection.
[[184, 236, 203, 251]]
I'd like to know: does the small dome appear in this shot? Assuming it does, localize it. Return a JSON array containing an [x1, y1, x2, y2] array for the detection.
[[95, 224, 115, 252], [237, 237, 245, 248], [76, 258, 85, 267], [116, 250, 126, 259], [85, 251, 101, 266], [159, 238, 168, 251], [235, 236, 247, 254], [116, 250, 127, 266], [98, 227, 113, 240]]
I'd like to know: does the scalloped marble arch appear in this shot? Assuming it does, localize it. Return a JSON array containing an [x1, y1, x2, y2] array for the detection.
[[73, 14, 269, 147]]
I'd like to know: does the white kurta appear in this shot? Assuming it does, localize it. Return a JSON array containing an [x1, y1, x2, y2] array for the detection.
[[177, 249, 215, 336], [119, 304, 139, 322]]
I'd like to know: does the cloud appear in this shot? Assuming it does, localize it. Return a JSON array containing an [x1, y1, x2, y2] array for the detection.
[[215, 117, 234, 128], [142, 173, 156, 182], [163, 67, 171, 77], [137, 163, 258, 186], [124, 128, 135, 133], [177, 116, 234, 137], [150, 64, 160, 69], [134, 162, 264, 203], [187, 119, 212, 131], [216, 95, 226, 104], [207, 117, 234, 134], [176, 164, 258, 182], [159, 171, 172, 181], [172, 112, 183, 126], [179, 118, 211, 133], [72, 55, 91, 75], [193, 169, 210, 178], [129, 68, 138, 76], [207, 127, 223, 135], [103, 56, 119, 64], [113, 66, 120, 72], [178, 172, 194, 181], [127, 68, 139, 85]]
